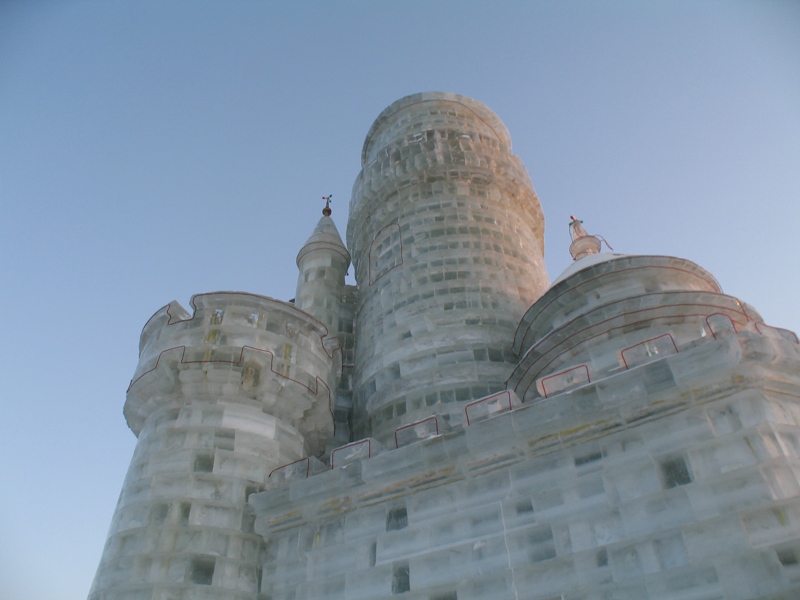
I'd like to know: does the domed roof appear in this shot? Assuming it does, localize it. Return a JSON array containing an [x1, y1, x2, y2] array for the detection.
[[551, 252, 629, 286]]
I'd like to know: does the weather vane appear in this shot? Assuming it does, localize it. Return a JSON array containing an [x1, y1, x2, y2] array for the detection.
[[322, 194, 332, 216]]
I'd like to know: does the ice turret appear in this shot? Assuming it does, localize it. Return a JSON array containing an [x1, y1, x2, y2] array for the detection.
[[294, 198, 351, 330], [88, 293, 338, 600]]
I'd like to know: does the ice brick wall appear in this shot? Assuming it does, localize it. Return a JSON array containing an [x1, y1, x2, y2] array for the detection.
[[88, 293, 339, 600], [253, 329, 800, 600], [347, 92, 550, 443]]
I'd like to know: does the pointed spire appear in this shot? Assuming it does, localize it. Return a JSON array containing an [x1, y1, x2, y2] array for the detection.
[[296, 202, 350, 268]]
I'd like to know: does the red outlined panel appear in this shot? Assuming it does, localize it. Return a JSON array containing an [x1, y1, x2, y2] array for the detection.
[[330, 439, 372, 469], [706, 313, 738, 339], [538, 364, 591, 398], [269, 457, 310, 480], [620, 333, 678, 370], [465, 390, 514, 426], [394, 416, 439, 448]]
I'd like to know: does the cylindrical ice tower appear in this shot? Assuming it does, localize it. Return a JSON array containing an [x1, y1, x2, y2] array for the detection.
[[347, 92, 550, 441], [88, 293, 337, 600]]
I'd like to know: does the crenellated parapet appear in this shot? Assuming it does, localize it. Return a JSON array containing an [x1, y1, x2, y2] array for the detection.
[[126, 292, 340, 456]]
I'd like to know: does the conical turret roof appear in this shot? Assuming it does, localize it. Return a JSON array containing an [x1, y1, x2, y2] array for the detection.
[[296, 215, 350, 267]]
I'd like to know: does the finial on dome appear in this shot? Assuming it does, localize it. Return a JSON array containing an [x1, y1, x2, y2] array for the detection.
[[568, 216, 611, 260], [322, 194, 332, 216]]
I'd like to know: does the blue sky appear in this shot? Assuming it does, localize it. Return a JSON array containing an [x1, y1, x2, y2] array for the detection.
[[1, 2, 799, 598]]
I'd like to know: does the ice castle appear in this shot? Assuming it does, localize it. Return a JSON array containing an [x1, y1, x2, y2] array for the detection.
[[89, 92, 800, 600]]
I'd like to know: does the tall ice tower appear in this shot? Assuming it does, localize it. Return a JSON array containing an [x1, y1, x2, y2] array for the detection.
[[347, 92, 549, 441]]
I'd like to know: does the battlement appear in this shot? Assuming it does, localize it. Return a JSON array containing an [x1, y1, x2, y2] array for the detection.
[[138, 292, 339, 354], [125, 292, 341, 454]]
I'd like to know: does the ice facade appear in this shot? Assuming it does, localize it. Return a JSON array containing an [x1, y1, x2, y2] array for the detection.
[[89, 93, 800, 599]]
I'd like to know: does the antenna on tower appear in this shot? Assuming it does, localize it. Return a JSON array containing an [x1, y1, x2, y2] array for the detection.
[[322, 194, 333, 216]]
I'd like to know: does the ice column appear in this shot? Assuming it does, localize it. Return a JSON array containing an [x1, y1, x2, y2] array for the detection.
[[87, 293, 337, 600], [347, 92, 549, 441]]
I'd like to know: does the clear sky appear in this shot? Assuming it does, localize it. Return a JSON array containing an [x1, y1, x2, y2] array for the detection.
[[1, 2, 798, 598]]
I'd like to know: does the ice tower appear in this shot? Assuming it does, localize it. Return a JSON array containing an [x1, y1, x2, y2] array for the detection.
[[347, 92, 549, 442], [87, 294, 339, 599]]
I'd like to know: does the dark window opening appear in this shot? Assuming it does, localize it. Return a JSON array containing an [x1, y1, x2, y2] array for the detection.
[[660, 457, 692, 488], [516, 499, 534, 514], [392, 563, 410, 594], [778, 548, 799, 566], [387, 507, 408, 531], [188, 556, 215, 585], [150, 503, 168, 524], [194, 453, 214, 473], [179, 503, 191, 525], [575, 451, 602, 467], [596, 547, 609, 567]]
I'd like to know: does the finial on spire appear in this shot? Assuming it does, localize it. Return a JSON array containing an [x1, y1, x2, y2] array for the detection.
[[568, 216, 612, 260], [322, 194, 332, 216]]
